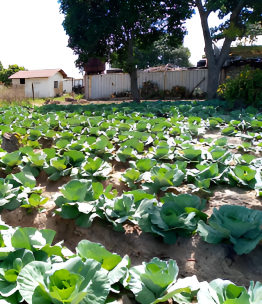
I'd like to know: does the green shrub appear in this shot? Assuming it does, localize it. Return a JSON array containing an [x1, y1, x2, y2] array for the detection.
[[218, 67, 262, 107]]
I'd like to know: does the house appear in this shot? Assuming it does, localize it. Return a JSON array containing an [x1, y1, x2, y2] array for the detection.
[[9, 69, 68, 98]]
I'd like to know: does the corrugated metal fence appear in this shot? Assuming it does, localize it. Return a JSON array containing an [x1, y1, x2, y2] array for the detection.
[[84, 69, 208, 99]]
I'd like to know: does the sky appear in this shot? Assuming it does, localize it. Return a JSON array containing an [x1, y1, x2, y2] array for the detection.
[[0, 0, 261, 77]]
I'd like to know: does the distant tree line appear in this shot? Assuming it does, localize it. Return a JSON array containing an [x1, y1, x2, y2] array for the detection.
[[0, 63, 26, 85]]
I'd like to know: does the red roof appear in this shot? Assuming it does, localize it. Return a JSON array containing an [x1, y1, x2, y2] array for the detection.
[[9, 69, 67, 79]]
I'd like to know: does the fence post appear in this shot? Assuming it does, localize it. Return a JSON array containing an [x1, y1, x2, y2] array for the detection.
[[32, 83, 34, 101]]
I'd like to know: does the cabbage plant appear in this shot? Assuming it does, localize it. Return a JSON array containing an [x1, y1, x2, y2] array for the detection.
[[142, 165, 185, 194], [78, 157, 112, 180], [138, 194, 207, 244], [197, 205, 262, 254], [55, 180, 116, 228], [17, 257, 111, 304], [248, 281, 262, 304], [127, 257, 190, 304], [104, 194, 137, 231], [76, 240, 130, 288], [0, 179, 19, 211], [197, 279, 250, 304], [43, 156, 71, 181], [121, 168, 141, 189]]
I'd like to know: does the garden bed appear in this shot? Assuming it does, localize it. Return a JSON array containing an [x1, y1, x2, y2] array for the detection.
[[0, 100, 261, 303]]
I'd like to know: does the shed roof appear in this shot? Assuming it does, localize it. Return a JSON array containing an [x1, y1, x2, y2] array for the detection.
[[229, 46, 262, 59], [9, 69, 67, 79]]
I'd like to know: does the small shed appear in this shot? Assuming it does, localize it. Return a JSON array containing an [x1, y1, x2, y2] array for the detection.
[[9, 69, 68, 98]]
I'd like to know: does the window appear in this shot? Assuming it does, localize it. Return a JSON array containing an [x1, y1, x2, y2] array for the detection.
[[20, 78, 25, 84], [54, 81, 58, 88]]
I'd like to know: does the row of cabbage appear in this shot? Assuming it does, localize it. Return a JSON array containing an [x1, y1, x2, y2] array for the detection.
[[0, 140, 261, 202], [1, 156, 261, 255], [0, 145, 262, 255], [0, 102, 262, 149], [3, 113, 262, 137], [0, 219, 261, 304], [53, 181, 262, 255]]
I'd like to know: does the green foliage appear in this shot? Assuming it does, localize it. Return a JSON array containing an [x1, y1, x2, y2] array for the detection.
[[195, 0, 262, 98], [142, 165, 185, 194], [76, 240, 130, 286], [0, 218, 260, 303], [111, 36, 192, 69], [200, 1, 262, 42], [137, 194, 207, 244], [58, 0, 193, 73], [218, 68, 262, 107], [127, 257, 189, 304], [197, 205, 262, 255], [0, 64, 26, 85], [197, 279, 250, 304], [18, 258, 110, 304]]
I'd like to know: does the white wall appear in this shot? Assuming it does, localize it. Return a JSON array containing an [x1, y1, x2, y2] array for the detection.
[[25, 78, 49, 98], [12, 79, 20, 86], [63, 78, 73, 93], [49, 73, 64, 97], [85, 73, 131, 99], [84, 70, 208, 99], [11, 72, 65, 98]]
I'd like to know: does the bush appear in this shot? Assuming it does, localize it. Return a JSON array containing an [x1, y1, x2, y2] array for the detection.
[[218, 67, 262, 106], [171, 85, 187, 98], [217, 67, 262, 107]]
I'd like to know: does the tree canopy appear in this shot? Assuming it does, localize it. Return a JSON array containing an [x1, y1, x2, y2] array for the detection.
[[58, 0, 193, 101], [110, 36, 192, 70], [193, 0, 262, 99], [0, 64, 26, 85]]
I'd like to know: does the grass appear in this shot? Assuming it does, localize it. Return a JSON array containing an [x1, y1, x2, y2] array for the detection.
[[0, 90, 86, 107], [29, 93, 86, 105]]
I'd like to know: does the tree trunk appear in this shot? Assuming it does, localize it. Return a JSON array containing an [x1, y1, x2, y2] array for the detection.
[[207, 65, 221, 99], [128, 36, 140, 103], [196, 0, 243, 100], [129, 69, 140, 103]]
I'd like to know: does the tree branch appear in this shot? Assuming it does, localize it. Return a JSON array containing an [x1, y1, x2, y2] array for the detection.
[[217, 0, 245, 68], [195, 0, 215, 64], [230, 0, 245, 21]]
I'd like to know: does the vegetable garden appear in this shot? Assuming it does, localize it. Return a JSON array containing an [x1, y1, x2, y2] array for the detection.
[[0, 100, 261, 303]]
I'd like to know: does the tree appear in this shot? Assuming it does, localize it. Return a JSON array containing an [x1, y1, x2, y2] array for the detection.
[[0, 64, 26, 85], [111, 36, 192, 69], [194, 0, 262, 99], [237, 22, 262, 45], [58, 0, 192, 102]]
